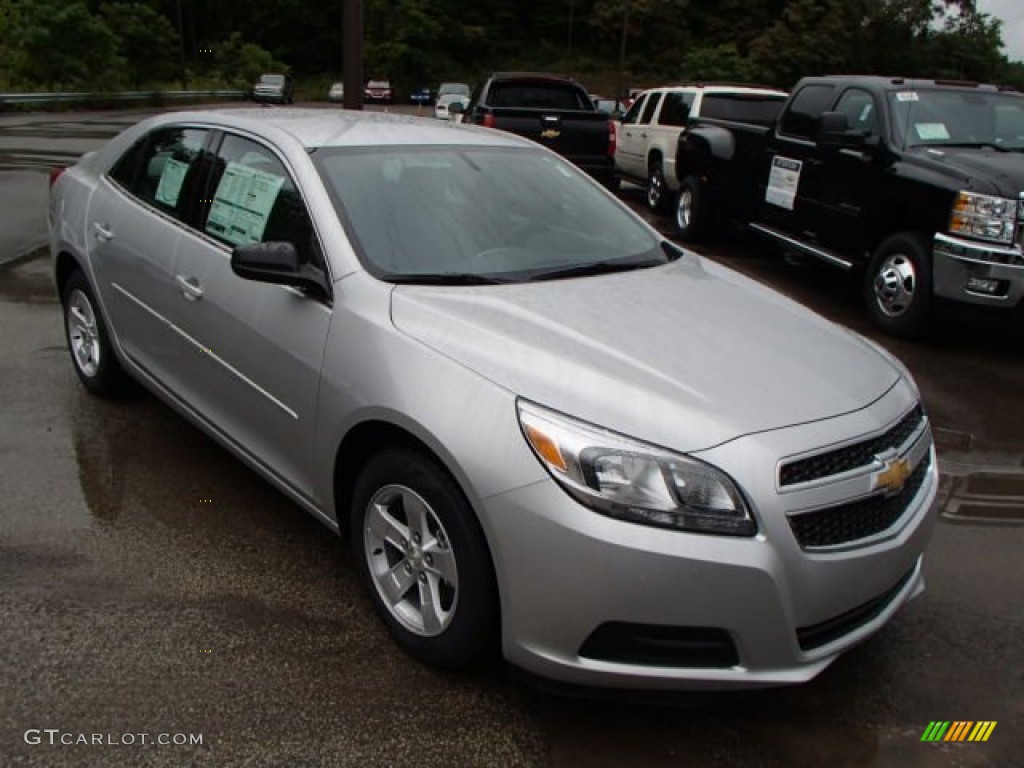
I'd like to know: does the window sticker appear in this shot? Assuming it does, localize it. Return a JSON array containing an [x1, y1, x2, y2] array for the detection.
[[766, 156, 802, 211], [155, 157, 190, 206], [858, 104, 872, 122], [914, 123, 950, 141], [896, 92, 919, 102], [206, 161, 286, 246]]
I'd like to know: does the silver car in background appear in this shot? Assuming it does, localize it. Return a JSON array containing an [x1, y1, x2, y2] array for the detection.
[[435, 82, 471, 120], [49, 109, 938, 689]]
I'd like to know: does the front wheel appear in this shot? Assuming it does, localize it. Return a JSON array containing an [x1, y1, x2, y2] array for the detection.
[[864, 232, 933, 338], [350, 448, 498, 669], [62, 270, 126, 397], [674, 175, 709, 242]]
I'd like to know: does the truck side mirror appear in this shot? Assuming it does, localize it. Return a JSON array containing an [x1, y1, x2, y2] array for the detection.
[[818, 112, 868, 149]]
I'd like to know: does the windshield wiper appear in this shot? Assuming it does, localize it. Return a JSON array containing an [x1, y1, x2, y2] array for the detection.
[[382, 272, 515, 285], [936, 141, 1012, 153], [523, 256, 667, 282]]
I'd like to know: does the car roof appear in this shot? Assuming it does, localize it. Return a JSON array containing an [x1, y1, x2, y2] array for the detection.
[[149, 108, 530, 151]]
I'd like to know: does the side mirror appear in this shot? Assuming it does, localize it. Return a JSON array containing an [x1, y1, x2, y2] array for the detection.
[[231, 242, 330, 299], [818, 111, 868, 149]]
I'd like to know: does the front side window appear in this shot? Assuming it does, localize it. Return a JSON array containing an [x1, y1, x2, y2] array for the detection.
[[621, 94, 648, 125], [203, 134, 321, 268], [780, 84, 836, 140], [314, 146, 667, 283], [119, 126, 210, 221], [834, 89, 879, 137]]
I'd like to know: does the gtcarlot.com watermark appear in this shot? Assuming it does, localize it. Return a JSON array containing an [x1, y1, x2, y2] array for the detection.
[[24, 729, 203, 747]]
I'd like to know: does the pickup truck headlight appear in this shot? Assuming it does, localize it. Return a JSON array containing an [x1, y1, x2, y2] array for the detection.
[[950, 191, 1018, 245], [518, 401, 756, 536]]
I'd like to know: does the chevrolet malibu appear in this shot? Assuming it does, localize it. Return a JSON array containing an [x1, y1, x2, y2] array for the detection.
[[48, 109, 939, 689]]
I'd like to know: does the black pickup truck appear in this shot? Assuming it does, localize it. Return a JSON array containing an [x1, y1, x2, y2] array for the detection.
[[674, 75, 1024, 336], [457, 72, 617, 188]]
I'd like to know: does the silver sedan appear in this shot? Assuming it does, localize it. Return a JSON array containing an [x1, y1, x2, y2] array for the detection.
[[48, 108, 939, 689]]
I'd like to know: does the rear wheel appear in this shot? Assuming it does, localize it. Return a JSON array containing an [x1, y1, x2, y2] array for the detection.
[[351, 448, 497, 669], [645, 162, 672, 214], [674, 175, 709, 242], [864, 232, 933, 338], [62, 270, 126, 397]]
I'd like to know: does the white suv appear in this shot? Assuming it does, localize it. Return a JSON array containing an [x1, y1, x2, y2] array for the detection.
[[615, 84, 788, 213]]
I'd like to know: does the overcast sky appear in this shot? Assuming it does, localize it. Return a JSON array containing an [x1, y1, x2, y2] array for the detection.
[[978, 0, 1024, 62]]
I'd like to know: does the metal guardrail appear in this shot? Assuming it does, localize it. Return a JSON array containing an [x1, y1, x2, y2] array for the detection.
[[0, 89, 247, 107]]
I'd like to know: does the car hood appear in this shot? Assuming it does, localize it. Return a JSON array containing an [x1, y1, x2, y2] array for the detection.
[[906, 146, 1024, 198], [390, 256, 900, 452]]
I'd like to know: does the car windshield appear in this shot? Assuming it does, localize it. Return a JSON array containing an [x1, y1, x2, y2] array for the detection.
[[260, 74, 285, 85], [889, 88, 1024, 151], [314, 146, 666, 283], [368, 81, 390, 88], [438, 83, 471, 97]]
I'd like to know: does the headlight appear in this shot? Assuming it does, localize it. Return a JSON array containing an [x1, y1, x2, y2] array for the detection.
[[950, 190, 1018, 244], [517, 400, 756, 536]]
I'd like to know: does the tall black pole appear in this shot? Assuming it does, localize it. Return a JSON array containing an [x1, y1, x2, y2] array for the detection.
[[343, 0, 364, 110], [614, 0, 630, 102], [176, 0, 189, 89], [567, 0, 575, 72]]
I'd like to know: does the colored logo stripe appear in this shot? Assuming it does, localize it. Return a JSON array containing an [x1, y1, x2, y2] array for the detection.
[[920, 721, 996, 742]]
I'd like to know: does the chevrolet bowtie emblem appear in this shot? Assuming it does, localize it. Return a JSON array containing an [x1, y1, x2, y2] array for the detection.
[[875, 457, 911, 495], [540, 129, 561, 139]]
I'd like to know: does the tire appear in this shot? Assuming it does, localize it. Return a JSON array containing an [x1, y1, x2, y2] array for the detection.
[[350, 447, 498, 669], [864, 232, 933, 338], [674, 175, 709, 242], [645, 161, 672, 214], [62, 270, 126, 397]]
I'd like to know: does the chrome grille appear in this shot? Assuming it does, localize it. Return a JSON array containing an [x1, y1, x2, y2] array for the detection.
[[788, 452, 931, 549], [779, 405, 924, 487]]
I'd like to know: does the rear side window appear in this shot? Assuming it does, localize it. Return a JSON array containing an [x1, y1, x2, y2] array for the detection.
[[122, 127, 211, 221], [641, 93, 663, 124], [202, 133, 322, 269], [702, 93, 787, 126], [780, 85, 836, 140], [489, 82, 590, 110], [659, 92, 694, 126]]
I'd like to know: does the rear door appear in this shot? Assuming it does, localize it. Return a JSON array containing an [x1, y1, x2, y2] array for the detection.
[[86, 125, 213, 388], [162, 131, 332, 499]]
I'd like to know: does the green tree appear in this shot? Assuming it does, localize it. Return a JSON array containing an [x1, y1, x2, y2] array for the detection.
[[100, 3, 180, 88], [681, 44, 756, 82], [8, 0, 120, 90], [213, 32, 285, 88]]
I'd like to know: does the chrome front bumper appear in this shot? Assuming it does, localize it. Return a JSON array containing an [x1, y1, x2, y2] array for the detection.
[[933, 233, 1024, 307]]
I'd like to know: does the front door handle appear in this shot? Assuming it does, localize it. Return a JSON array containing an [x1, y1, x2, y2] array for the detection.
[[176, 274, 204, 302], [92, 222, 114, 241]]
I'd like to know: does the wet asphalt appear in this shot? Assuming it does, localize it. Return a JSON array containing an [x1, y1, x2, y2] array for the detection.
[[0, 109, 1021, 767]]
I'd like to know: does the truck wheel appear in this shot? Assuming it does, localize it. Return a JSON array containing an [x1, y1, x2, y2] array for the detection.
[[351, 447, 498, 669], [864, 233, 932, 338], [674, 176, 708, 242], [646, 162, 672, 214]]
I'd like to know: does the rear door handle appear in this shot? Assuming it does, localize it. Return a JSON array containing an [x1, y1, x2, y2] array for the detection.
[[176, 274, 204, 301], [92, 222, 114, 241]]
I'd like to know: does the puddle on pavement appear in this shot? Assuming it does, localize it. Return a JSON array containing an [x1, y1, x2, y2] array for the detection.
[[0, 247, 56, 302], [937, 432, 1024, 524]]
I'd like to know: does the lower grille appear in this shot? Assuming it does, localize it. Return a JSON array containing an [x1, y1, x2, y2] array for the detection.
[[788, 452, 931, 549], [579, 622, 739, 668], [797, 567, 915, 651]]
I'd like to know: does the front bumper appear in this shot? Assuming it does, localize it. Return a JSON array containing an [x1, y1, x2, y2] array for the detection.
[[484, 384, 939, 690], [933, 233, 1024, 307]]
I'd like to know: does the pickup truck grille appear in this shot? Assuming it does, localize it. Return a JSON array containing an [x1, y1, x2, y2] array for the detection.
[[788, 452, 931, 549], [779, 405, 924, 487]]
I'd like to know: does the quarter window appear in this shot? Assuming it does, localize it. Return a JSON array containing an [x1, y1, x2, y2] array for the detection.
[[203, 134, 322, 269]]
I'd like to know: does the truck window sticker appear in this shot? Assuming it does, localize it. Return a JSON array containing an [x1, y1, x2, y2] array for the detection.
[[205, 160, 286, 246], [896, 92, 919, 102], [766, 156, 802, 211], [914, 123, 950, 141], [154, 157, 190, 207]]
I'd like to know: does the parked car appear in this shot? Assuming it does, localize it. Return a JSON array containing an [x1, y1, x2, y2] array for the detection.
[[462, 72, 617, 188], [328, 82, 345, 102], [435, 94, 469, 121], [410, 86, 433, 105], [673, 75, 1024, 337], [364, 80, 393, 103], [251, 73, 294, 104], [49, 108, 938, 689], [616, 84, 788, 214]]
